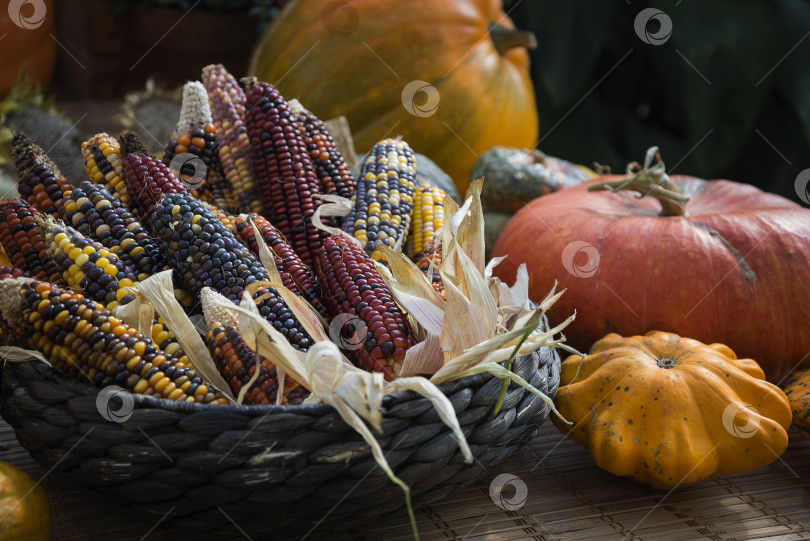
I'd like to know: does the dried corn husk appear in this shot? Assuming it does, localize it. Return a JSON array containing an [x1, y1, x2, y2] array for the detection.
[[124, 270, 235, 403], [114, 296, 156, 340]]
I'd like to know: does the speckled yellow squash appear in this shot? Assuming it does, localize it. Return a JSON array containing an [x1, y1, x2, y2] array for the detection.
[[552, 331, 792, 489], [783, 369, 810, 429]]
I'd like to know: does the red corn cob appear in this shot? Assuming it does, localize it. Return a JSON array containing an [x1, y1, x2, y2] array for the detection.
[[12, 133, 74, 217], [289, 99, 354, 199], [0, 199, 65, 285], [243, 77, 327, 269], [119, 132, 188, 225], [232, 213, 328, 318], [315, 234, 416, 380]]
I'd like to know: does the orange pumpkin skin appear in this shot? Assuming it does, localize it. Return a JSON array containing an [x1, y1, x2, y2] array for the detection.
[[0, 460, 51, 540], [493, 176, 810, 383], [783, 369, 810, 429], [0, 0, 56, 97], [249, 0, 537, 193], [553, 331, 792, 489]]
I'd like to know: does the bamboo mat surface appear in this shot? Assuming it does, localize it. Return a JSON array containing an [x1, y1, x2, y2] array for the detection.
[[1, 420, 808, 541]]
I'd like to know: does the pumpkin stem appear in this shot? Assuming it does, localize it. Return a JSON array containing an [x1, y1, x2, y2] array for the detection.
[[490, 23, 537, 55], [587, 147, 689, 217], [657, 357, 677, 369]]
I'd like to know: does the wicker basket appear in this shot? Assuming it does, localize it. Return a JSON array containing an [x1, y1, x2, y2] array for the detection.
[[0, 332, 560, 532]]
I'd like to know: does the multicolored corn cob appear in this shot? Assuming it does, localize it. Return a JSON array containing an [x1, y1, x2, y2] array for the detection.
[[207, 321, 309, 405], [316, 234, 416, 380], [163, 81, 237, 211], [289, 99, 354, 199], [0, 278, 226, 403], [202, 64, 246, 117], [0, 265, 29, 280], [36, 214, 189, 359], [243, 78, 326, 268], [414, 243, 445, 301], [120, 132, 187, 225], [36, 214, 138, 312], [406, 184, 445, 258], [203, 65, 261, 214], [232, 213, 328, 318], [0, 199, 65, 285], [150, 192, 313, 351], [12, 133, 74, 217], [200, 200, 237, 232], [200, 287, 308, 405], [60, 181, 167, 282], [82, 133, 130, 208], [342, 139, 416, 261], [251, 284, 313, 351]]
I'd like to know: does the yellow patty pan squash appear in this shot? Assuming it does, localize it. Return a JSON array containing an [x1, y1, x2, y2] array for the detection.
[[553, 331, 792, 489]]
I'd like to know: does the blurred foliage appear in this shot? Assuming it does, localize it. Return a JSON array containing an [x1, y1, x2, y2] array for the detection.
[[510, 0, 810, 202]]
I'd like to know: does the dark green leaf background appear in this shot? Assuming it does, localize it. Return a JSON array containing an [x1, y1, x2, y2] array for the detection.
[[510, 0, 810, 202]]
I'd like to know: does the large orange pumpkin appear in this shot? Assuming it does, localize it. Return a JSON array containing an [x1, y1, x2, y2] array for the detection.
[[248, 0, 538, 193], [492, 150, 810, 383], [0, 0, 56, 97]]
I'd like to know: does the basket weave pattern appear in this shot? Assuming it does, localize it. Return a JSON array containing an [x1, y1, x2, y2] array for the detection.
[[0, 342, 559, 530]]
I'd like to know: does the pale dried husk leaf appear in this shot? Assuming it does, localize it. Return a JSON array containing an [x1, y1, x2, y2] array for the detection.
[[311, 194, 359, 242], [457, 178, 485, 275], [114, 296, 156, 340], [125, 270, 235, 403], [0, 346, 51, 366], [398, 331, 443, 378], [244, 214, 283, 285], [377, 244, 443, 336]]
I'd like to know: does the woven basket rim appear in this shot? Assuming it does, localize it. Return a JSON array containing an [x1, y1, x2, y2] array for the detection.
[[2, 314, 554, 419], [5, 345, 544, 417]]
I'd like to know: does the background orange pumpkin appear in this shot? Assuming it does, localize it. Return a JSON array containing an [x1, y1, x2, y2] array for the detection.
[[493, 170, 810, 383], [0, 0, 56, 98], [248, 0, 538, 193]]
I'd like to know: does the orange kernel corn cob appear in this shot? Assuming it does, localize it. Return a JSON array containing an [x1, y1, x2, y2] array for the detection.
[[163, 81, 237, 211], [207, 321, 309, 405], [0, 278, 226, 403]]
